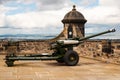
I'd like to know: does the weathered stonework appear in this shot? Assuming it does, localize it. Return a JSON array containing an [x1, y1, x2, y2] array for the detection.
[[61, 5, 87, 39], [76, 40, 120, 64]]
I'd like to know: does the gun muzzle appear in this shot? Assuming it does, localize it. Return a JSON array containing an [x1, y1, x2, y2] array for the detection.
[[108, 28, 116, 32]]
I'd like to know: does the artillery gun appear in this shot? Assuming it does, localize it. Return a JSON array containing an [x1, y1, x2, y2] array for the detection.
[[5, 29, 115, 67]]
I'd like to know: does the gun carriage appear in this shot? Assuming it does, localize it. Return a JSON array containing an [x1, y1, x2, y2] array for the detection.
[[5, 29, 115, 67]]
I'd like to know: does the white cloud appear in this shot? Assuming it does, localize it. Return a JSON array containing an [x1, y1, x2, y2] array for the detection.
[[6, 9, 68, 28], [0, 0, 72, 28], [0, 5, 14, 14], [0, 5, 17, 27], [81, 6, 120, 24], [99, 0, 120, 7], [77, 0, 120, 24], [0, 0, 73, 10], [0, 0, 120, 29], [0, 14, 5, 27], [35, 0, 73, 10], [0, 5, 18, 27]]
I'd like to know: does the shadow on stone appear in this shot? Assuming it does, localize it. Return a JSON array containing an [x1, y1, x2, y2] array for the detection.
[[45, 63, 66, 66], [80, 62, 95, 66], [13, 61, 42, 67]]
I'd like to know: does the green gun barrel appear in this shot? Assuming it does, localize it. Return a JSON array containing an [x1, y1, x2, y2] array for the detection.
[[78, 28, 116, 41], [51, 28, 116, 49]]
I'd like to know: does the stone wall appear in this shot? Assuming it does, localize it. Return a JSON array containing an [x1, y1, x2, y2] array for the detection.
[[18, 41, 53, 54], [0, 40, 53, 54], [0, 39, 120, 64], [76, 40, 120, 64]]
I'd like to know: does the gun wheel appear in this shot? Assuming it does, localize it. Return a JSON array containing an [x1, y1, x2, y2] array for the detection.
[[64, 50, 79, 66], [5, 60, 14, 67]]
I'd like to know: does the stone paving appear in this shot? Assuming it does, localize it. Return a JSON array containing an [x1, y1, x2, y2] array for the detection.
[[0, 55, 120, 80]]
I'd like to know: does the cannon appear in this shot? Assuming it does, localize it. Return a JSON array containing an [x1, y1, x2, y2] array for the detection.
[[5, 29, 115, 67]]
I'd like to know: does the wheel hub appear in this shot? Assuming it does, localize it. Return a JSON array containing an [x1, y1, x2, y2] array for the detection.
[[70, 56, 75, 61]]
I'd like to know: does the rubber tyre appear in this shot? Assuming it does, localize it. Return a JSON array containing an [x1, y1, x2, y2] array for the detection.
[[64, 50, 79, 66]]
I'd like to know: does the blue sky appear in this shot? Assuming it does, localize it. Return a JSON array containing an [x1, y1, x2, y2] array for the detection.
[[5, 1, 37, 15], [0, 0, 120, 39], [71, 0, 99, 8]]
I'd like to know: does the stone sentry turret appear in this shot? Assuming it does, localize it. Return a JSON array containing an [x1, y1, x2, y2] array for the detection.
[[61, 5, 87, 39], [3, 5, 87, 54]]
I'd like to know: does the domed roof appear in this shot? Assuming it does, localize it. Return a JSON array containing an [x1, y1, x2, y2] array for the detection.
[[62, 5, 87, 23]]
